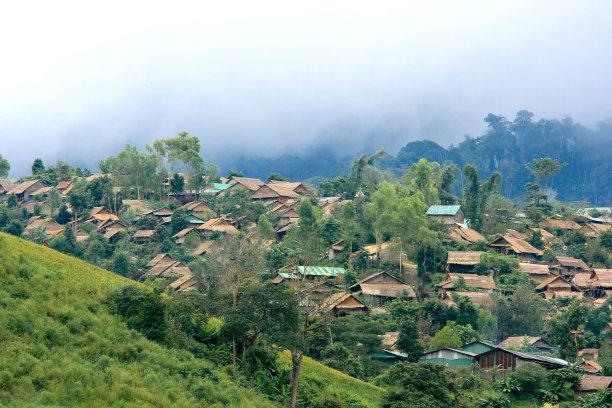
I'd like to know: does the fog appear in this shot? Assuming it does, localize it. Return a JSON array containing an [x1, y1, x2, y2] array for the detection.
[[1, 1, 612, 177]]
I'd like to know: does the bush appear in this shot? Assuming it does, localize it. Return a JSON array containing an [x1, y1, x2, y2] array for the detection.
[[106, 286, 167, 342]]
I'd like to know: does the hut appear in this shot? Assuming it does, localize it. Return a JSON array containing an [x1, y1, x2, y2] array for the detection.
[[488, 235, 543, 262], [133, 230, 155, 244], [498, 336, 554, 352], [425, 205, 464, 225], [518, 263, 554, 282], [446, 251, 482, 273], [350, 271, 416, 302], [535, 276, 582, 299], [448, 226, 486, 245], [328, 239, 346, 260], [318, 293, 368, 316], [435, 273, 496, 293], [574, 376, 612, 398], [549, 255, 591, 278]]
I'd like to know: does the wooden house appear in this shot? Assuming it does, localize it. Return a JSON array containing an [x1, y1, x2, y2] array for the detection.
[[574, 376, 612, 398], [518, 263, 554, 282], [488, 235, 543, 262], [448, 226, 486, 245], [75, 229, 89, 242], [133, 230, 155, 244], [476, 347, 567, 370], [440, 291, 494, 308], [182, 201, 217, 220], [103, 228, 124, 243], [535, 275, 582, 299], [196, 218, 239, 235], [318, 293, 368, 316], [435, 273, 496, 293], [97, 219, 127, 234], [192, 240, 219, 257], [0, 179, 18, 200], [419, 348, 476, 367], [56, 180, 73, 196], [527, 227, 554, 240], [425, 205, 464, 224], [350, 271, 416, 302], [542, 219, 581, 232], [172, 227, 196, 244], [8, 180, 46, 201], [498, 336, 554, 352], [328, 239, 346, 260], [89, 206, 119, 222], [446, 251, 482, 273], [251, 184, 300, 202], [579, 348, 600, 361], [222, 176, 264, 196], [122, 199, 153, 216], [268, 180, 311, 195], [549, 255, 590, 278], [577, 360, 602, 374]]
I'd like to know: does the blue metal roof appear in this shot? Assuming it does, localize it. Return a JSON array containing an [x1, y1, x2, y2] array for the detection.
[[426, 205, 461, 216]]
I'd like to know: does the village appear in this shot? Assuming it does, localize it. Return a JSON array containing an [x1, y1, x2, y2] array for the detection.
[[1, 144, 612, 408]]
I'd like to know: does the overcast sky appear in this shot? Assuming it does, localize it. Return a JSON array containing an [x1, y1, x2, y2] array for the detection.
[[1, 1, 611, 177]]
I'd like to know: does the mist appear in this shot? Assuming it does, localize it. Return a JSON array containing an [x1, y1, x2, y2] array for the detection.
[[1, 1, 612, 177]]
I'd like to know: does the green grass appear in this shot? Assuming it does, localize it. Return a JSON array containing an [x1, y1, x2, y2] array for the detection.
[[0, 232, 275, 407], [278, 350, 385, 408]]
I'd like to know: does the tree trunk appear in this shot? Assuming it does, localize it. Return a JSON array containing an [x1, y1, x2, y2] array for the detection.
[[232, 289, 238, 368], [290, 350, 303, 408]]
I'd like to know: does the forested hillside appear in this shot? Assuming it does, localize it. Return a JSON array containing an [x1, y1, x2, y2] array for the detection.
[[225, 111, 612, 205]]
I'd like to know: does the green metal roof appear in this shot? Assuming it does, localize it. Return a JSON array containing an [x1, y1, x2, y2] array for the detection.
[[185, 214, 205, 224], [426, 205, 461, 216], [296, 266, 346, 277], [213, 183, 231, 190]]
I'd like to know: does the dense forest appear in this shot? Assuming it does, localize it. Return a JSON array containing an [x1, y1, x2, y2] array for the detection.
[[226, 111, 612, 205]]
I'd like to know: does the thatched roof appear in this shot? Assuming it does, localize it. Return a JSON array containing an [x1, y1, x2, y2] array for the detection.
[[133, 230, 155, 239], [535, 275, 579, 292], [594, 269, 612, 289], [436, 273, 496, 290], [319, 293, 368, 313], [447, 251, 482, 266], [146, 253, 174, 268], [488, 235, 543, 256], [251, 184, 299, 199], [498, 336, 551, 349], [229, 176, 264, 187], [442, 292, 494, 307], [122, 200, 152, 215], [359, 283, 416, 299], [528, 227, 554, 239], [543, 219, 581, 230], [551, 256, 590, 270], [197, 218, 239, 234], [9, 179, 44, 195], [576, 376, 612, 391], [449, 227, 486, 244], [518, 263, 550, 275], [193, 240, 218, 256], [578, 360, 602, 374]]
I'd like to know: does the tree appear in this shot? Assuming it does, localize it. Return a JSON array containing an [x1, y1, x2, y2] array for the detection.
[[46, 188, 62, 217], [165, 131, 205, 193], [111, 251, 132, 277], [462, 164, 502, 232], [0, 154, 10, 178], [396, 319, 424, 362], [428, 325, 462, 351], [55, 204, 71, 224], [171, 207, 189, 234], [257, 214, 275, 240], [545, 299, 589, 360], [68, 181, 92, 227], [55, 160, 74, 181], [31, 158, 45, 175], [107, 286, 167, 343], [101, 144, 157, 200], [382, 362, 455, 408], [170, 173, 185, 194], [267, 173, 288, 182], [526, 158, 567, 201]]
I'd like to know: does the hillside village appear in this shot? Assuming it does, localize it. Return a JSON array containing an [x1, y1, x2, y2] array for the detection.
[[1, 136, 612, 407]]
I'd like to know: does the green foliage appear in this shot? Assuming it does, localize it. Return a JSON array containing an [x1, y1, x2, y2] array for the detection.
[[494, 284, 545, 341], [396, 319, 424, 362], [171, 207, 189, 234], [507, 362, 546, 398], [267, 173, 288, 182], [0, 154, 10, 178], [257, 214, 276, 240], [527, 230, 545, 249], [462, 164, 502, 232], [170, 173, 185, 193], [381, 362, 455, 408], [55, 204, 71, 224], [581, 387, 612, 407], [545, 299, 589, 360], [321, 343, 362, 378], [0, 232, 274, 407], [107, 286, 168, 342], [479, 393, 510, 408], [544, 367, 581, 403], [31, 157, 45, 175], [428, 325, 462, 351]]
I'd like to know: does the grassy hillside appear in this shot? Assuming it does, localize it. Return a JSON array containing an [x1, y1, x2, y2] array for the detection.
[[278, 351, 385, 408], [0, 232, 275, 407]]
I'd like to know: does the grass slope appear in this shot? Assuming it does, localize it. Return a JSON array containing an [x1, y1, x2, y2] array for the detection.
[[278, 351, 385, 408], [0, 232, 275, 408]]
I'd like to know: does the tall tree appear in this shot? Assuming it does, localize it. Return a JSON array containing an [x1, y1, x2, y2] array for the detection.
[[0, 154, 10, 178], [101, 145, 157, 200], [165, 131, 205, 193], [462, 164, 502, 232], [525, 158, 567, 201], [31, 158, 45, 175]]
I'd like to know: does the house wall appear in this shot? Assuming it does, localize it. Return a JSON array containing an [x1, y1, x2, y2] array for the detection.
[[478, 350, 518, 370]]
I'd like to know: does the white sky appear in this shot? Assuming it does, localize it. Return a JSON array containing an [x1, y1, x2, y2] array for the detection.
[[1, 1, 611, 176]]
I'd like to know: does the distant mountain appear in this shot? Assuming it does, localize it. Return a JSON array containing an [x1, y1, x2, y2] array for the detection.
[[223, 112, 612, 205]]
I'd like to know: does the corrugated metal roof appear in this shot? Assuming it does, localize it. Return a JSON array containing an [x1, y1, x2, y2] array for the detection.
[[213, 183, 231, 190], [426, 205, 461, 216], [296, 266, 346, 276]]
